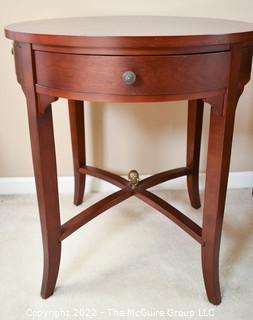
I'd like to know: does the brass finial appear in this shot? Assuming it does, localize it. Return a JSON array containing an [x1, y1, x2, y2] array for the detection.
[[128, 169, 139, 189]]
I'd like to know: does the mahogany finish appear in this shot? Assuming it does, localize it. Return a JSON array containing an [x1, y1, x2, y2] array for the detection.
[[187, 99, 204, 209], [5, 16, 253, 305], [68, 100, 86, 205], [34, 51, 230, 98]]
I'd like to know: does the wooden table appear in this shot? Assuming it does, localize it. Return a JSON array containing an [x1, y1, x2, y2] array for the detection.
[[5, 16, 253, 305]]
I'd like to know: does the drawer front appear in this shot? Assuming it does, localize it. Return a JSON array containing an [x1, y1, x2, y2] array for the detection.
[[35, 51, 230, 96]]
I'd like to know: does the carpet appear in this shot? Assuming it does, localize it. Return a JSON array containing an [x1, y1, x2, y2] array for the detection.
[[0, 189, 252, 319]]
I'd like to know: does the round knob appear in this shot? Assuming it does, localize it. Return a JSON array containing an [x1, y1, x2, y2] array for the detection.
[[122, 71, 136, 85]]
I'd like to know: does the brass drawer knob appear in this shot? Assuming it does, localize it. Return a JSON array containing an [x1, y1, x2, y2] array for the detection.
[[122, 70, 136, 85]]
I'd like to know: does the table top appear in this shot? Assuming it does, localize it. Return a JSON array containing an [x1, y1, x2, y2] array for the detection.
[[5, 16, 253, 37], [5, 16, 253, 49]]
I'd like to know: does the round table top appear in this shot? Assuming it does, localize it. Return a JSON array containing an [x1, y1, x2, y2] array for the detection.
[[5, 16, 253, 48]]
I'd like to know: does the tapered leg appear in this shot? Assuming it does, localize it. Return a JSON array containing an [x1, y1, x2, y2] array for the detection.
[[26, 96, 61, 299], [68, 100, 86, 205], [202, 100, 237, 304], [187, 99, 204, 209], [201, 44, 244, 305]]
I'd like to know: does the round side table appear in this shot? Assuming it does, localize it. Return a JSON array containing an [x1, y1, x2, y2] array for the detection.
[[5, 16, 253, 305]]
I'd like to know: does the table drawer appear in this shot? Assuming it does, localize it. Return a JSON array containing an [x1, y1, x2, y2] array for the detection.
[[35, 51, 230, 96]]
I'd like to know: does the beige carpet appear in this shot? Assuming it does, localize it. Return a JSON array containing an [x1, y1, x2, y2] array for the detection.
[[0, 189, 252, 319]]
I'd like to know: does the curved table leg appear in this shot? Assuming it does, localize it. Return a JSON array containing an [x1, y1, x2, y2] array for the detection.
[[202, 97, 237, 304], [187, 99, 204, 209], [202, 45, 244, 305], [68, 100, 86, 205], [26, 95, 61, 299]]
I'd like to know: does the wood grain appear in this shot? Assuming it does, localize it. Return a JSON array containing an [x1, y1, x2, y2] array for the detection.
[[5, 16, 253, 305], [34, 51, 230, 97]]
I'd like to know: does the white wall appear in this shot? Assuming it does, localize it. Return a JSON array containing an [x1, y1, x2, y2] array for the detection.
[[1, 0, 253, 177]]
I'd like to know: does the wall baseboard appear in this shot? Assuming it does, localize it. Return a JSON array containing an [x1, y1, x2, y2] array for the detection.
[[0, 172, 252, 195]]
